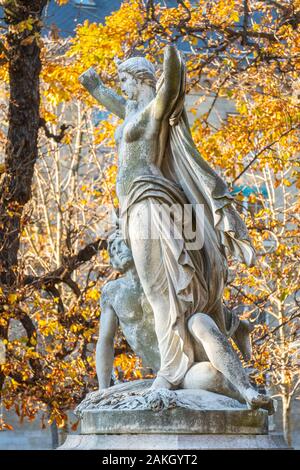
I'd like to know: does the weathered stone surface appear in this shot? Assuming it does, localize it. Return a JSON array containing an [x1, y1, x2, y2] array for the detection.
[[80, 408, 268, 435], [75, 383, 246, 415], [59, 433, 289, 450], [59, 388, 287, 450]]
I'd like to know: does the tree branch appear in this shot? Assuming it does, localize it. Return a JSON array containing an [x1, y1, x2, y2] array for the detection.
[[253, 311, 300, 344], [231, 124, 300, 185], [23, 237, 108, 290], [39, 118, 71, 144]]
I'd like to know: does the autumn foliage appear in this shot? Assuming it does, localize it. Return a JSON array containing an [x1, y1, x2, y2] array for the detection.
[[0, 0, 299, 445]]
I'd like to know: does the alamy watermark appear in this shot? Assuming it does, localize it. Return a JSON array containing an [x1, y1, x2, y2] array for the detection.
[[101, 203, 205, 251]]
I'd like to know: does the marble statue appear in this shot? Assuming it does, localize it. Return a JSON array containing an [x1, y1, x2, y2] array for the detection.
[[79, 45, 275, 414]]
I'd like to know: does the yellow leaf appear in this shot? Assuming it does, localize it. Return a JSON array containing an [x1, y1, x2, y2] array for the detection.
[[223, 288, 231, 300], [230, 11, 239, 22], [8, 293, 18, 304], [86, 288, 100, 301]]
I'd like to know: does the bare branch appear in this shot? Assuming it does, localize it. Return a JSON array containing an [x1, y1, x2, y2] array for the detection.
[[23, 237, 108, 290]]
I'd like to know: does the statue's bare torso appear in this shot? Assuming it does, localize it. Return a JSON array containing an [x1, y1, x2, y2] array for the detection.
[[114, 103, 163, 198], [101, 277, 160, 372]]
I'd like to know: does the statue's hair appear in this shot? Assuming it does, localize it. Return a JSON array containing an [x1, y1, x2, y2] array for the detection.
[[117, 56, 156, 90], [107, 229, 123, 255]]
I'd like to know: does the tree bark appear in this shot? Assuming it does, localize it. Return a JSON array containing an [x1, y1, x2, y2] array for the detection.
[[50, 420, 59, 449], [282, 395, 292, 448], [0, 0, 47, 286]]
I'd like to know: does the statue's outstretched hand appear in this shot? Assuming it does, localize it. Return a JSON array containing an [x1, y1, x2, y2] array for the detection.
[[79, 67, 102, 92], [79, 64, 126, 118]]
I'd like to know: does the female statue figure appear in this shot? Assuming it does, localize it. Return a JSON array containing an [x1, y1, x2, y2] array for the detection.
[[80, 45, 274, 413]]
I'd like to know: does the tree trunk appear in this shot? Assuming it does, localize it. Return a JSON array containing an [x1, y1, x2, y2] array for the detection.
[[50, 420, 59, 449], [0, 0, 47, 286], [282, 395, 292, 448]]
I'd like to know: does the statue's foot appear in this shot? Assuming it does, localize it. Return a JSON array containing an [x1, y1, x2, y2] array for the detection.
[[150, 376, 174, 390], [249, 394, 276, 415], [244, 389, 276, 415]]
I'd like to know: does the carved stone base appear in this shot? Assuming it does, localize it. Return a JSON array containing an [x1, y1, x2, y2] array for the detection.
[[80, 408, 267, 435]]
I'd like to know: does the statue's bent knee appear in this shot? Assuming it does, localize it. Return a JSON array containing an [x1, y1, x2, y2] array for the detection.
[[187, 312, 218, 339]]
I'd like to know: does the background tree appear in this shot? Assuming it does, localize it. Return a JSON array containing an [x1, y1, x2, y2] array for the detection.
[[0, 0, 299, 447], [0, 0, 47, 286], [0, 0, 49, 430]]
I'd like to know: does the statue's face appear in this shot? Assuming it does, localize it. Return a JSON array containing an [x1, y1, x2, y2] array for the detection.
[[118, 71, 139, 100], [109, 237, 134, 273]]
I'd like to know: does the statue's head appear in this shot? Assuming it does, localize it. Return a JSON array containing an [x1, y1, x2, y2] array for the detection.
[[107, 230, 134, 273], [116, 56, 156, 100]]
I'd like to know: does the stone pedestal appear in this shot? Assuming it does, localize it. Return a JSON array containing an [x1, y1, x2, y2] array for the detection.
[[58, 384, 288, 450], [80, 408, 268, 435], [60, 432, 288, 450], [59, 406, 288, 450]]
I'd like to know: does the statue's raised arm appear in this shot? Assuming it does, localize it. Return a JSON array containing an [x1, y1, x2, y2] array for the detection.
[[79, 67, 126, 119], [154, 45, 182, 121]]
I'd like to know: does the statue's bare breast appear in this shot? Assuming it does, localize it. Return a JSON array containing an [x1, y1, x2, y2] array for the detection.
[[115, 104, 163, 198]]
